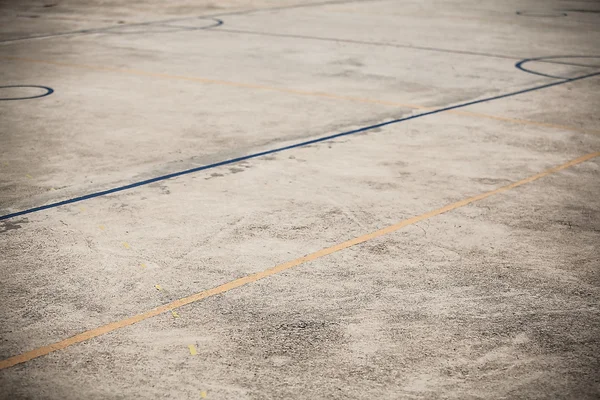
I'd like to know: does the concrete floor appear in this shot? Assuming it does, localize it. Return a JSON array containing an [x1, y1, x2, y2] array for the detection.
[[1, 0, 599, 398]]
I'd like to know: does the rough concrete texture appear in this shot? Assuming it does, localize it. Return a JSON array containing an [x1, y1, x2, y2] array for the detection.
[[0, 0, 599, 399]]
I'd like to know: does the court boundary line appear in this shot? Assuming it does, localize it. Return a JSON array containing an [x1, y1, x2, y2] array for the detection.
[[1, 69, 598, 222], [1, 150, 598, 370]]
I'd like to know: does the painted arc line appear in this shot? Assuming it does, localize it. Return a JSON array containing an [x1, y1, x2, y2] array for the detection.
[[1, 71, 599, 222], [0, 150, 598, 370], [516, 55, 600, 79], [0, 85, 54, 101]]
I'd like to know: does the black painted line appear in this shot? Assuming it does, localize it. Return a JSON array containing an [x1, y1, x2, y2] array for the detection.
[[1, 71, 598, 222], [516, 55, 600, 79]]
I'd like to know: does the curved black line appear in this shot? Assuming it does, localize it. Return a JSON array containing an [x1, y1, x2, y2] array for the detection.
[[516, 55, 600, 79], [1, 70, 598, 221], [0, 85, 54, 101]]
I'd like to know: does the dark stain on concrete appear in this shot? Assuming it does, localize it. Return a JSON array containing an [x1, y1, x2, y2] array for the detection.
[[0, 219, 27, 233]]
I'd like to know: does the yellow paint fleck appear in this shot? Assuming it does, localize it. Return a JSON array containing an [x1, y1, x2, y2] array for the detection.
[[200, 391, 207, 398], [154, 284, 162, 291], [99, 225, 105, 231], [171, 310, 180, 318], [25, 174, 32, 179], [50, 187, 56, 191], [188, 345, 197, 356], [79, 206, 85, 212], [140, 263, 147, 269], [122, 242, 130, 249]]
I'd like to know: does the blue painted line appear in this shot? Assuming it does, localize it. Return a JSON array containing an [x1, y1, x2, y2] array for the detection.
[[0, 85, 54, 101], [1, 71, 599, 222], [516, 55, 600, 79]]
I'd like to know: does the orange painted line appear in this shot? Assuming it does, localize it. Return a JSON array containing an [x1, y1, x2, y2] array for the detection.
[[0, 151, 598, 370], [3, 56, 598, 136]]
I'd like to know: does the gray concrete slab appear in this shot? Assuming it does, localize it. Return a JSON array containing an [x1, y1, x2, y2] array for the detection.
[[0, 0, 599, 399]]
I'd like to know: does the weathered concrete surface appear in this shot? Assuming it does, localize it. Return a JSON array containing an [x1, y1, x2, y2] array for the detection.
[[0, 0, 599, 399]]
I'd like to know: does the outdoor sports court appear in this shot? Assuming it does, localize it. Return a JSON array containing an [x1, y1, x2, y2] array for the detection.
[[1, 0, 599, 398]]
